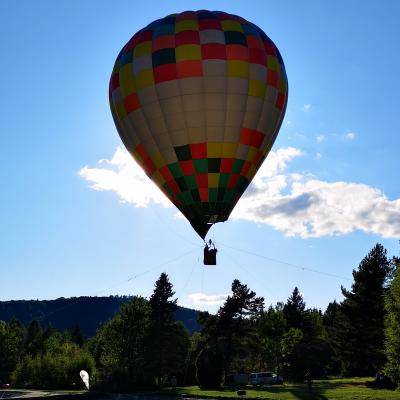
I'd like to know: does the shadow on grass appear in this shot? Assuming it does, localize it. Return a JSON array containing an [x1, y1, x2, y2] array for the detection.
[[162, 378, 397, 400], [0, 391, 27, 399], [170, 384, 329, 400], [247, 384, 328, 400]]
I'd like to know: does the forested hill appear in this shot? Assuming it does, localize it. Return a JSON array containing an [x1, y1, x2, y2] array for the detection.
[[0, 296, 200, 337]]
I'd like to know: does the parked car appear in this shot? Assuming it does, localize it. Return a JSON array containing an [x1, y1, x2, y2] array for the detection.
[[249, 372, 283, 385], [1, 383, 11, 389]]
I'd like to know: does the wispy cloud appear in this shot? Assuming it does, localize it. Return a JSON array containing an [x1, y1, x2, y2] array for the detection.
[[188, 293, 229, 305], [79, 146, 400, 239], [345, 132, 356, 140], [303, 104, 312, 112], [316, 135, 325, 143], [316, 152, 322, 159]]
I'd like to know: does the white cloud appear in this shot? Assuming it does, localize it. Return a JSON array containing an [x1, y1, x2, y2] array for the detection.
[[188, 292, 229, 305], [316, 135, 325, 143], [316, 152, 322, 159], [79, 146, 400, 239], [232, 173, 400, 239], [285, 120, 292, 125], [345, 132, 356, 140], [303, 104, 312, 112], [78, 147, 170, 208]]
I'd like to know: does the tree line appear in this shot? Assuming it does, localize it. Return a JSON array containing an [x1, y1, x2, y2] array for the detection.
[[1, 243, 400, 390]]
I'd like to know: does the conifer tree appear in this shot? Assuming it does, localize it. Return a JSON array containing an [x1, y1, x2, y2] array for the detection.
[[145, 272, 189, 386], [196, 279, 264, 386], [336, 243, 393, 375], [25, 320, 43, 356], [384, 257, 400, 385], [283, 287, 306, 330], [71, 324, 85, 347]]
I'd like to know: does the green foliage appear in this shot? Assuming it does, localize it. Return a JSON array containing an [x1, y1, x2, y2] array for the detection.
[[92, 274, 190, 390], [259, 303, 287, 378], [92, 296, 151, 390], [3, 246, 400, 391], [0, 318, 25, 383], [197, 279, 264, 379], [71, 325, 85, 347], [335, 243, 393, 376], [145, 273, 190, 386], [260, 289, 333, 381], [196, 347, 224, 388], [25, 319, 43, 356], [384, 258, 400, 385], [280, 327, 303, 379], [12, 340, 95, 389], [283, 287, 306, 330]]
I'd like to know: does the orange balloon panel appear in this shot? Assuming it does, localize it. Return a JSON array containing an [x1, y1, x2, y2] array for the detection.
[[110, 10, 288, 238]]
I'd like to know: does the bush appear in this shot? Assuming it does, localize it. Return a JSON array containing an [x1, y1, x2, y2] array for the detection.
[[12, 343, 95, 389]]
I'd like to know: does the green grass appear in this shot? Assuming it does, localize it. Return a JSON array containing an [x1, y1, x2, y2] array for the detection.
[[159, 378, 400, 400]]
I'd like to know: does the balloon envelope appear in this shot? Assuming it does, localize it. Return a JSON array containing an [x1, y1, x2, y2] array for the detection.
[[110, 10, 288, 238], [80, 370, 89, 390]]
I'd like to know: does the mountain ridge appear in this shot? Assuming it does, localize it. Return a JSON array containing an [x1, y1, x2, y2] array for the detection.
[[0, 296, 201, 337]]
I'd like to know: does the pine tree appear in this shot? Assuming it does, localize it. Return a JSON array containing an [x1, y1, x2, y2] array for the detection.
[[71, 324, 85, 347], [280, 289, 331, 380], [196, 279, 264, 386], [384, 257, 400, 385], [145, 273, 189, 386], [283, 287, 306, 330], [25, 320, 43, 356], [149, 272, 177, 325], [322, 300, 342, 373], [336, 243, 394, 375]]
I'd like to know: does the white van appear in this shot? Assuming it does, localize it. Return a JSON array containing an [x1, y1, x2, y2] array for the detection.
[[249, 372, 283, 385]]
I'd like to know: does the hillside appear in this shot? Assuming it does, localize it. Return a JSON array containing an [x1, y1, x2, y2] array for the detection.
[[0, 296, 201, 337]]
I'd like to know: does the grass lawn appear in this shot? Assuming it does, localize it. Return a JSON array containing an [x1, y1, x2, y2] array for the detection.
[[160, 378, 400, 400]]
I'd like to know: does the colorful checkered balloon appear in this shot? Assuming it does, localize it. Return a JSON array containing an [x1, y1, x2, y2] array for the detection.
[[110, 10, 288, 238]]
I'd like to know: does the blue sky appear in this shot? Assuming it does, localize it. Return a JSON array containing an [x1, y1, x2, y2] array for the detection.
[[1, 0, 399, 313]]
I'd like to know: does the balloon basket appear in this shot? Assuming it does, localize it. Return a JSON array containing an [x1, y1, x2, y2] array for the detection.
[[203, 240, 217, 265]]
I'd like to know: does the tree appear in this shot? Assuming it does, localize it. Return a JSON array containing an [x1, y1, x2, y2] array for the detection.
[[323, 300, 343, 374], [336, 243, 394, 375], [93, 296, 151, 390], [283, 287, 306, 330], [280, 289, 332, 380], [71, 325, 85, 347], [197, 279, 264, 385], [196, 347, 224, 388], [13, 340, 95, 389], [144, 273, 189, 386], [259, 303, 287, 381], [0, 319, 25, 383], [288, 309, 332, 380], [384, 257, 400, 385], [281, 327, 303, 378], [25, 320, 43, 356]]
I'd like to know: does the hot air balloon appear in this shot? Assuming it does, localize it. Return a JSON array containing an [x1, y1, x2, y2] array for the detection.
[[109, 10, 288, 240]]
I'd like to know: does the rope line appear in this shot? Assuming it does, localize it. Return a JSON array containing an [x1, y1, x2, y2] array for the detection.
[[36, 248, 196, 323], [220, 242, 352, 281], [222, 246, 279, 298]]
